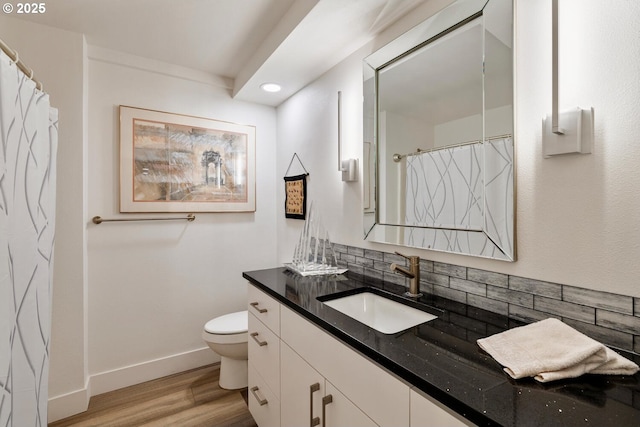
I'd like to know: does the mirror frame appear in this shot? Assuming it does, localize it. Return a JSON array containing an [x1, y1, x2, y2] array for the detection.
[[363, 0, 516, 261]]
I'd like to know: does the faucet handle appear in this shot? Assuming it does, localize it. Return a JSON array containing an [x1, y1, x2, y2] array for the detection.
[[394, 251, 419, 262]]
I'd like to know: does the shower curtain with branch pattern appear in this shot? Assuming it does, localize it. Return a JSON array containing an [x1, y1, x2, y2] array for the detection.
[[0, 49, 58, 426]]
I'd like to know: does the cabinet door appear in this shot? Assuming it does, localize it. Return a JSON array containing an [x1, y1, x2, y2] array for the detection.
[[281, 342, 378, 427], [281, 306, 409, 427], [281, 342, 325, 427], [324, 381, 378, 427], [410, 389, 476, 427]]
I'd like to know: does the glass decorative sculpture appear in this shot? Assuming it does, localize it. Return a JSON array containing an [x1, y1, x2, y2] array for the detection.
[[285, 202, 347, 276]]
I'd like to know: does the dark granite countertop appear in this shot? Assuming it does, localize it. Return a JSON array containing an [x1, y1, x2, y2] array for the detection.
[[243, 267, 640, 427]]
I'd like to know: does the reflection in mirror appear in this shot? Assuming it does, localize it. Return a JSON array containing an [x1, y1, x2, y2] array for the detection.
[[363, 0, 515, 261]]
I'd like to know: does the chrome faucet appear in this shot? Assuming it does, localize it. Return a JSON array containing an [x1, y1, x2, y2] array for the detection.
[[390, 251, 422, 298]]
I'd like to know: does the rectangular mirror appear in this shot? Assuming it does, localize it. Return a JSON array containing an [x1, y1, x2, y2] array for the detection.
[[363, 0, 515, 261]]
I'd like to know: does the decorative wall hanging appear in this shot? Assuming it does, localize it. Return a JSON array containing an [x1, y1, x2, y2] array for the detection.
[[284, 153, 309, 220], [120, 106, 256, 213]]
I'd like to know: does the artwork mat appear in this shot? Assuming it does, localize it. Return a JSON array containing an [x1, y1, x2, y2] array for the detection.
[[119, 106, 256, 213]]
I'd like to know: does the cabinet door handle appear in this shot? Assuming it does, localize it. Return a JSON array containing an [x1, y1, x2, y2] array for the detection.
[[250, 302, 268, 313], [321, 394, 333, 427], [250, 386, 268, 406], [310, 382, 320, 427], [250, 332, 268, 346]]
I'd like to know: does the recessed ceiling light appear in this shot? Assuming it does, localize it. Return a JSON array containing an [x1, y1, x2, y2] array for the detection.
[[260, 83, 281, 93]]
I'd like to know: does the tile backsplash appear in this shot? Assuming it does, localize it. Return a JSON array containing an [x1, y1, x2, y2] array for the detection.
[[334, 244, 640, 355]]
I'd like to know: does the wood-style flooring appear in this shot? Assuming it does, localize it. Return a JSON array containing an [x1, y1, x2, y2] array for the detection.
[[48, 364, 257, 427]]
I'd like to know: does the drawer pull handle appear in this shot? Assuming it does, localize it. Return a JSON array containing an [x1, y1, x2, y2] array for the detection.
[[250, 332, 268, 346], [322, 394, 333, 427], [250, 386, 268, 406], [250, 302, 268, 314], [310, 382, 320, 427]]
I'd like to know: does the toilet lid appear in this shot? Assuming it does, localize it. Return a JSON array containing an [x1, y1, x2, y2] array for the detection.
[[204, 310, 248, 334]]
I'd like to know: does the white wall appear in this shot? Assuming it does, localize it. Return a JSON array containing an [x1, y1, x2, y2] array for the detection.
[[277, 0, 640, 299], [87, 47, 278, 387]]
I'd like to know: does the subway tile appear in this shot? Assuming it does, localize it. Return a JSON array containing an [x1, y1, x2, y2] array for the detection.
[[450, 277, 486, 297], [596, 310, 640, 335], [468, 268, 508, 288], [363, 249, 384, 262], [563, 286, 633, 315], [534, 296, 595, 324], [434, 262, 467, 279], [337, 259, 348, 269], [467, 295, 508, 316], [422, 271, 450, 287], [383, 271, 408, 287], [635, 336, 640, 355], [419, 259, 434, 273], [333, 243, 348, 254], [508, 305, 557, 324], [373, 260, 393, 273], [341, 253, 356, 264], [362, 267, 383, 281], [418, 280, 434, 295], [635, 298, 640, 317], [487, 285, 534, 309], [384, 252, 407, 264], [432, 285, 467, 304], [347, 264, 364, 276], [563, 319, 634, 352], [354, 256, 374, 268], [509, 276, 562, 300], [348, 246, 365, 257]]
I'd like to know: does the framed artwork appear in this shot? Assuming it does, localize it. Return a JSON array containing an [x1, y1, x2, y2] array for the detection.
[[284, 174, 307, 219], [119, 106, 255, 213]]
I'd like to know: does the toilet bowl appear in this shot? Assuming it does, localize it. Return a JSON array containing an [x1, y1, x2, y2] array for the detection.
[[202, 310, 248, 390]]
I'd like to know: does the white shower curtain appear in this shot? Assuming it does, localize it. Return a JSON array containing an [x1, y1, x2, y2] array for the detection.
[[0, 50, 58, 426]]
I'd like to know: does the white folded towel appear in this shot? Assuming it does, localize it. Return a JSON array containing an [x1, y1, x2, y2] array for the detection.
[[477, 318, 639, 383]]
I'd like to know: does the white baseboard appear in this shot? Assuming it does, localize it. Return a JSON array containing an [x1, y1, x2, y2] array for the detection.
[[48, 347, 218, 423], [48, 382, 91, 424]]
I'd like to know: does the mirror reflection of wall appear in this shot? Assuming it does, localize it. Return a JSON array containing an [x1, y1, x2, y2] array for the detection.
[[363, 0, 515, 261]]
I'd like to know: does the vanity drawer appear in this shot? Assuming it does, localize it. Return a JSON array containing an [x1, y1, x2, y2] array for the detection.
[[248, 363, 280, 427], [248, 312, 280, 398], [248, 284, 280, 334]]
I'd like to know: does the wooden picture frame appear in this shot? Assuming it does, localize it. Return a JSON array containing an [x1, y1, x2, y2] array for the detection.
[[119, 106, 256, 213]]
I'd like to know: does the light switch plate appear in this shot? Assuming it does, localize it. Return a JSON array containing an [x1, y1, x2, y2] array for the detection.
[[542, 107, 594, 158]]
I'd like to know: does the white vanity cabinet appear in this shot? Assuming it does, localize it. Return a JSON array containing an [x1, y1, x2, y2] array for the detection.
[[281, 342, 377, 427], [248, 286, 281, 427], [247, 283, 476, 427]]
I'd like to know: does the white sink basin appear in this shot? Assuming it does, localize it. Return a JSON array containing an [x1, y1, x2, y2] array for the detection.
[[322, 291, 438, 334]]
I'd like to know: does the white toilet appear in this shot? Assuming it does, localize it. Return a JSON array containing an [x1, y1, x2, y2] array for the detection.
[[202, 310, 249, 390]]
